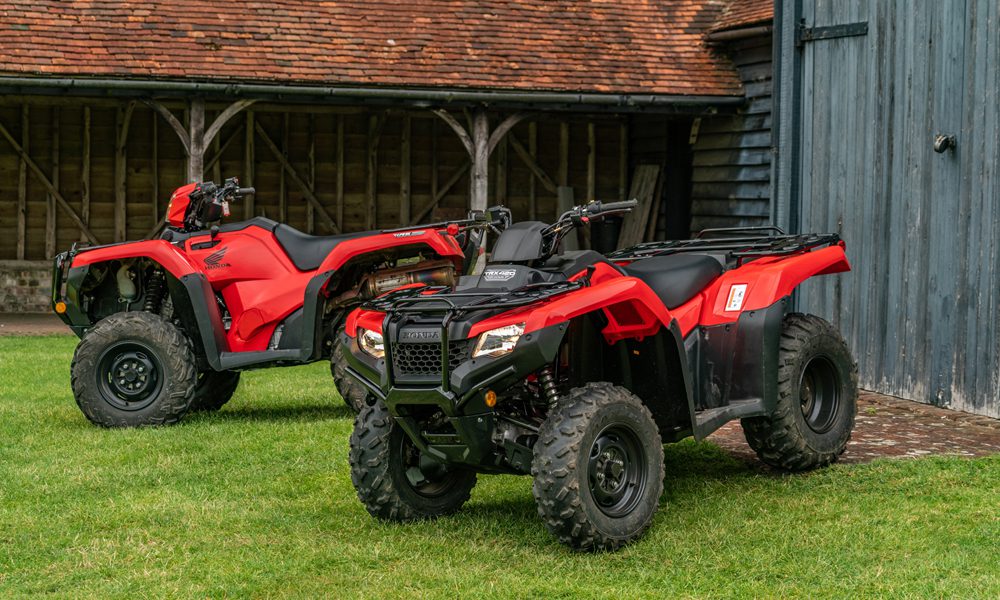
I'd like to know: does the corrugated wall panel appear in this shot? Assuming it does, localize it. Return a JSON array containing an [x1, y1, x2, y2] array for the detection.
[[776, 0, 1000, 418]]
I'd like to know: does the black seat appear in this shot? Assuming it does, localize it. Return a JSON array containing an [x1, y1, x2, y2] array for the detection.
[[274, 225, 369, 271], [541, 250, 625, 278], [622, 254, 723, 309]]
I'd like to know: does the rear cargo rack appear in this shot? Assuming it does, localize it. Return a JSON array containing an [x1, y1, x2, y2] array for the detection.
[[608, 232, 841, 266]]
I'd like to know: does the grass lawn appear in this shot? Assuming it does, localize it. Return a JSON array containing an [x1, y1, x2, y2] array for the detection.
[[1, 336, 998, 598]]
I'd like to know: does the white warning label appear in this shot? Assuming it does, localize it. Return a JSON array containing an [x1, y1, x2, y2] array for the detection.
[[724, 284, 748, 312]]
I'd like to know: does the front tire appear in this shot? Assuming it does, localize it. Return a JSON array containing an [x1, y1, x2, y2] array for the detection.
[[532, 382, 664, 551], [188, 370, 241, 412], [741, 313, 858, 471], [331, 330, 368, 412], [71, 312, 198, 427], [349, 402, 476, 521]]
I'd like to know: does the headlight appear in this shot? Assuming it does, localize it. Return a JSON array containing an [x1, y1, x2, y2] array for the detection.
[[473, 323, 525, 359], [358, 328, 385, 359]]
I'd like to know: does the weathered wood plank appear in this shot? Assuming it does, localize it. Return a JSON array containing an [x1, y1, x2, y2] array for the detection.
[[114, 101, 136, 242], [508, 131, 558, 195], [411, 159, 470, 225], [616, 164, 659, 249], [366, 112, 386, 228], [16, 105, 27, 259], [254, 120, 340, 233], [528, 121, 537, 218], [46, 107, 58, 259], [243, 110, 255, 219], [400, 114, 411, 225], [336, 115, 345, 230], [81, 106, 90, 242], [586, 122, 596, 202], [0, 118, 100, 244]]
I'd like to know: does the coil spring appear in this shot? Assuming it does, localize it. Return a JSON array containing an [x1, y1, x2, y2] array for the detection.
[[538, 366, 559, 407], [143, 270, 167, 313]]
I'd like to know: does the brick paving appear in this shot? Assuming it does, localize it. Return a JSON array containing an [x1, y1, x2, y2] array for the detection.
[[709, 391, 1000, 466]]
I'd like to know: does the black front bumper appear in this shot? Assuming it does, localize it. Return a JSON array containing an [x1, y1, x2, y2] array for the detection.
[[341, 321, 566, 468]]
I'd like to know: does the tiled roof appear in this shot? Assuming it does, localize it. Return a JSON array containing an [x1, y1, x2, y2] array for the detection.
[[0, 0, 744, 97], [712, 0, 774, 32]]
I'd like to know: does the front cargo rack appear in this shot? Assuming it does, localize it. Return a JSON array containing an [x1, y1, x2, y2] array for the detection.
[[609, 227, 841, 266], [364, 280, 584, 316]]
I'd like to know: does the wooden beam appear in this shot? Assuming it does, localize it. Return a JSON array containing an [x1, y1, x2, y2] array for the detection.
[[279, 112, 288, 223], [496, 132, 507, 204], [430, 119, 439, 201], [469, 109, 490, 213], [528, 121, 537, 219], [619, 121, 628, 201], [586, 122, 596, 203], [211, 128, 221, 183], [508, 131, 558, 195], [243, 110, 255, 219], [336, 115, 344, 231], [115, 101, 136, 242], [0, 118, 100, 245], [203, 99, 256, 148], [255, 121, 340, 233], [366, 112, 386, 229], [151, 110, 159, 226], [433, 109, 473, 156], [487, 112, 527, 155], [187, 98, 205, 182], [144, 100, 190, 153], [204, 124, 242, 174], [307, 113, 316, 234], [16, 105, 27, 260], [81, 106, 90, 242], [558, 122, 569, 187], [46, 107, 59, 259], [411, 159, 470, 225], [400, 114, 411, 225]]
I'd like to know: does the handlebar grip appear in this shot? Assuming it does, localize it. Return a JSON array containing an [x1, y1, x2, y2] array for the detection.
[[236, 187, 255, 196], [598, 200, 639, 212]]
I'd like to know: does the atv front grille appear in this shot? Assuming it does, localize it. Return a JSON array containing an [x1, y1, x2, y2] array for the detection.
[[391, 339, 474, 378]]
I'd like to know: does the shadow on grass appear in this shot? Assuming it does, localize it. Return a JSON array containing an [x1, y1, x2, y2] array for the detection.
[[439, 440, 764, 550], [196, 402, 353, 424]]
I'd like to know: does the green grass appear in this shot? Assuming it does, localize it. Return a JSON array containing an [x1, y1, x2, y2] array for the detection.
[[1, 337, 998, 598]]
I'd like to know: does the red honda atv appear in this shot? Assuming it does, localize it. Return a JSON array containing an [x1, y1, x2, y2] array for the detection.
[[52, 177, 486, 427], [339, 200, 858, 551]]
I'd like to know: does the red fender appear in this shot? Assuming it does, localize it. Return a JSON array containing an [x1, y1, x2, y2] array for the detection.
[[317, 229, 465, 272], [70, 240, 199, 278], [699, 244, 850, 326]]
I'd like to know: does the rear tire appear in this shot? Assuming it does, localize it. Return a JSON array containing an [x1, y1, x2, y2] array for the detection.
[[71, 312, 198, 427], [188, 370, 241, 412], [741, 313, 858, 471], [331, 332, 368, 412], [349, 401, 476, 521], [532, 382, 664, 551]]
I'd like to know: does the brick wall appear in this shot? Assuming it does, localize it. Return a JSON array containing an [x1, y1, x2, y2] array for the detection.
[[0, 261, 52, 313]]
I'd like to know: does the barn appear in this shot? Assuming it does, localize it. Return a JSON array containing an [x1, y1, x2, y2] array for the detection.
[[0, 0, 772, 309]]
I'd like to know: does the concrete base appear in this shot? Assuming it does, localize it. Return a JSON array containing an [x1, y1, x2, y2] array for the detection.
[[0, 313, 72, 336]]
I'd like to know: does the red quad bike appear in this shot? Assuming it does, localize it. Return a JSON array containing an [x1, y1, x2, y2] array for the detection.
[[340, 200, 858, 551], [52, 177, 487, 427]]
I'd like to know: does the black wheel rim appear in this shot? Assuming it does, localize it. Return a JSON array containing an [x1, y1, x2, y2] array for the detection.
[[96, 342, 164, 411], [799, 355, 841, 433], [398, 434, 461, 497], [587, 423, 648, 518]]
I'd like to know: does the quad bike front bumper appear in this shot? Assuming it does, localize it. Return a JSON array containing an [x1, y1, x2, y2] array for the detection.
[[340, 321, 566, 470]]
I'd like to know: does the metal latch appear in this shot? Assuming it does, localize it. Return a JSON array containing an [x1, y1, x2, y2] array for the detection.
[[796, 20, 869, 47]]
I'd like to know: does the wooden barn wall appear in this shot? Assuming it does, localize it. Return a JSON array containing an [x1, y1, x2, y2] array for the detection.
[[776, 0, 1000, 418], [690, 33, 773, 233], [0, 97, 633, 262]]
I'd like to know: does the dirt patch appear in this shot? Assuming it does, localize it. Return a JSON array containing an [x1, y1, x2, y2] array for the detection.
[[0, 313, 73, 336], [709, 391, 1000, 465]]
